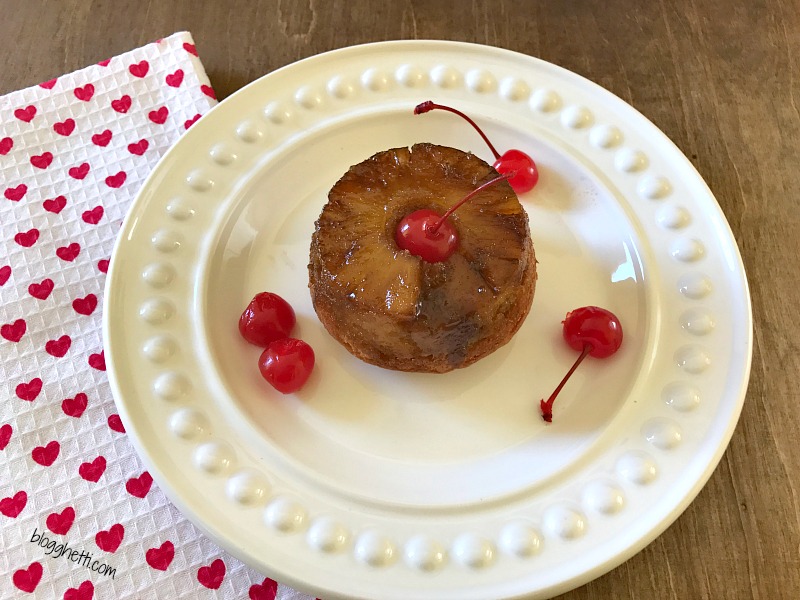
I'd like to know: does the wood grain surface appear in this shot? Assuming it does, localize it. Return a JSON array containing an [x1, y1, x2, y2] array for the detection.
[[2, 1, 798, 598]]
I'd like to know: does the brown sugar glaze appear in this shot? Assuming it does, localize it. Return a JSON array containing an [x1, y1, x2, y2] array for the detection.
[[309, 143, 536, 372]]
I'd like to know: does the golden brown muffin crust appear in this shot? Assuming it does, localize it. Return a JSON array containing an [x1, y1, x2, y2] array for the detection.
[[309, 143, 536, 373]]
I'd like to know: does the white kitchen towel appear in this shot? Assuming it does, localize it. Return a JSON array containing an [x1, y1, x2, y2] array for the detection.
[[1, 31, 317, 600]]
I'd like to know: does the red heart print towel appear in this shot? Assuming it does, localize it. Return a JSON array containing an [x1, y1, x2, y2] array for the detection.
[[1, 30, 316, 600]]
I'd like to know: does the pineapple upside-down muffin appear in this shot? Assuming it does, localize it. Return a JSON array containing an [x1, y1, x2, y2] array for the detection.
[[309, 143, 537, 373]]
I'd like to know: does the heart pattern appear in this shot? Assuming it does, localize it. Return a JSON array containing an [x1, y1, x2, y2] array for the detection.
[[145, 540, 174, 570], [14, 105, 37, 122], [62, 392, 88, 417], [31, 151, 54, 169], [0, 491, 27, 518], [29, 278, 55, 299], [127, 139, 149, 155], [73, 294, 98, 315], [107, 414, 125, 433], [148, 106, 169, 124], [31, 440, 60, 466], [68, 162, 90, 179], [0, 424, 12, 450], [74, 84, 95, 101], [78, 456, 106, 482], [63, 580, 94, 600], [15, 228, 40, 247], [12, 562, 42, 593], [43, 195, 67, 213], [95, 523, 125, 553], [201, 85, 216, 100], [15, 377, 42, 401], [82, 205, 104, 224], [92, 129, 113, 146], [129, 60, 150, 78], [2, 318, 27, 342], [45, 334, 72, 357], [166, 69, 184, 87], [4, 183, 27, 201], [46, 506, 76, 535], [111, 95, 132, 113], [105, 171, 127, 188], [53, 118, 76, 136], [0, 31, 253, 600], [88, 350, 106, 370], [185, 114, 202, 129], [197, 558, 226, 589], [56, 243, 81, 261], [249, 577, 279, 600], [125, 471, 153, 498], [0, 136, 13, 154]]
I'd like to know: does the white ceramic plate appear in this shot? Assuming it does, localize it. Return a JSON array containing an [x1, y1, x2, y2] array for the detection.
[[104, 41, 752, 600]]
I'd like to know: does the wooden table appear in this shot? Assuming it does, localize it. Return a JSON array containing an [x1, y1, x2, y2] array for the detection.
[[3, 1, 797, 598]]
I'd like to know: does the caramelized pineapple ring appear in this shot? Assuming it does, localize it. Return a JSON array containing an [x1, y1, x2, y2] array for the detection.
[[309, 143, 536, 373]]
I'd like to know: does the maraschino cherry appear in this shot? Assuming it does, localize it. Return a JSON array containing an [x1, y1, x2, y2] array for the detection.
[[258, 338, 315, 394], [414, 101, 539, 194], [540, 306, 623, 423], [395, 172, 512, 262], [239, 292, 296, 346], [239, 292, 316, 394]]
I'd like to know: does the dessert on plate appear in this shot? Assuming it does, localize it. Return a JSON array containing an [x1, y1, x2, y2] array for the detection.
[[309, 142, 536, 373]]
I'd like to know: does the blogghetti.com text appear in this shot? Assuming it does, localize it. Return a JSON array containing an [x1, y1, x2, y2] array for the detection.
[[30, 528, 116, 579]]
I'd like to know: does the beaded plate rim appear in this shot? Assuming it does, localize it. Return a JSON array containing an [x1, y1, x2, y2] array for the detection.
[[104, 40, 752, 600]]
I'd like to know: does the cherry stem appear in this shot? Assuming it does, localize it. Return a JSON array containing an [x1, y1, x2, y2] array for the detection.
[[415, 101, 502, 160], [430, 172, 513, 233], [540, 343, 593, 423]]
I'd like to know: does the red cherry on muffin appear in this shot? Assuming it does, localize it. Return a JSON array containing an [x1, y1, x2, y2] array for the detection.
[[239, 292, 296, 346], [395, 172, 512, 262], [258, 338, 315, 394], [540, 306, 623, 423], [414, 101, 539, 193]]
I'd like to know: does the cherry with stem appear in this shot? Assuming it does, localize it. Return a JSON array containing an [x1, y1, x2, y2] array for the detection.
[[540, 306, 623, 423], [395, 172, 513, 263], [540, 345, 592, 423], [414, 101, 539, 194]]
